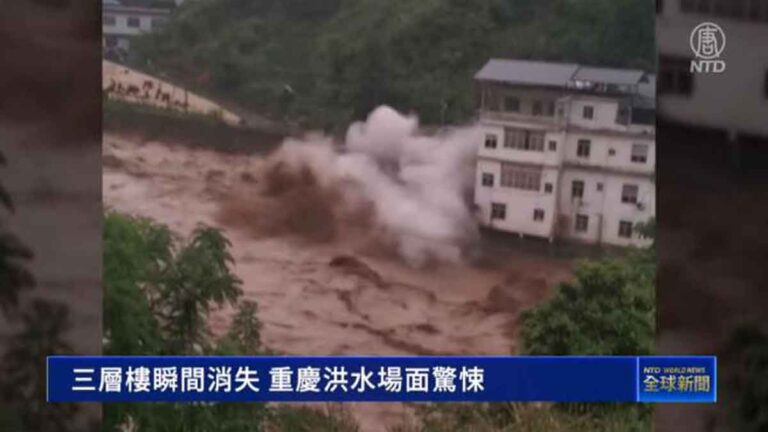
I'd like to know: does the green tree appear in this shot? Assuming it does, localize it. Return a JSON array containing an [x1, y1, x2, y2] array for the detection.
[[0, 150, 78, 431], [131, 0, 656, 130], [0, 300, 76, 432], [0, 150, 35, 315], [516, 236, 655, 426], [103, 212, 361, 431], [723, 325, 768, 432], [103, 212, 268, 431], [519, 252, 655, 356]]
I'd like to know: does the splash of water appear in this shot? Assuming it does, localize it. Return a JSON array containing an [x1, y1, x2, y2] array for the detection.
[[238, 106, 481, 266]]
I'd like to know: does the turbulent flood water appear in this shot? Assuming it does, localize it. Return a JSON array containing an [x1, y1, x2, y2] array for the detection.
[[102, 133, 573, 431]]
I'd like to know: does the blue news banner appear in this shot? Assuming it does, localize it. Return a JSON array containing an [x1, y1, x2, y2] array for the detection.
[[47, 356, 716, 403]]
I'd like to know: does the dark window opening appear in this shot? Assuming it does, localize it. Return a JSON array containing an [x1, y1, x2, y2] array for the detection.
[[572, 180, 584, 199], [577, 139, 591, 158], [764, 70, 768, 99], [491, 203, 506, 220], [659, 55, 694, 96], [485, 134, 497, 149], [532, 101, 543, 116], [546, 101, 556, 116], [631, 144, 649, 163], [619, 221, 634, 238], [622, 184, 639, 204], [504, 96, 520, 112], [575, 214, 589, 232]]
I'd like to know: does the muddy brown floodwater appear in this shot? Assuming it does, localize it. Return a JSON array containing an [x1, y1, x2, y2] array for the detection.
[[102, 133, 574, 431]]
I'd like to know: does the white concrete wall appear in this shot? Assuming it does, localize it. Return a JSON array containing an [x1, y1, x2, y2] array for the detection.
[[567, 97, 622, 131], [657, 0, 768, 137], [562, 132, 656, 175], [475, 158, 559, 239], [474, 87, 655, 248], [104, 10, 167, 37], [477, 123, 564, 167], [559, 168, 655, 247]]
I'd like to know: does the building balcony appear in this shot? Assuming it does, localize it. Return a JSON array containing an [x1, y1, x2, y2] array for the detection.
[[562, 159, 655, 177], [478, 110, 565, 129]]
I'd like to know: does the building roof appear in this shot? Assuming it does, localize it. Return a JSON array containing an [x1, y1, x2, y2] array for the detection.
[[572, 66, 646, 86], [104, 0, 176, 9], [634, 74, 657, 109], [475, 59, 580, 87], [475, 59, 651, 95]]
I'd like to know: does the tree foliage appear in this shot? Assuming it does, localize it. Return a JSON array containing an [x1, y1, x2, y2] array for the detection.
[[516, 238, 655, 426], [0, 150, 35, 315], [723, 325, 768, 432], [132, 0, 655, 130], [520, 248, 655, 356], [0, 150, 79, 431], [103, 212, 359, 432]]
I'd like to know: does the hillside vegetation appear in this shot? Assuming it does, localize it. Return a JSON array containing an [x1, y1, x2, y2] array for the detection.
[[132, 0, 655, 130]]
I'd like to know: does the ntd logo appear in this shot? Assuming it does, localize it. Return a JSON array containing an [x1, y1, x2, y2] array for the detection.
[[690, 22, 726, 74]]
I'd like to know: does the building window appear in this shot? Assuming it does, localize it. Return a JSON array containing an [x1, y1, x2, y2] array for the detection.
[[491, 203, 506, 220], [548, 140, 557, 151], [504, 128, 544, 152], [608, 148, 616, 156], [528, 131, 544, 151], [127, 16, 141, 28], [544, 183, 553, 194], [485, 134, 498, 149], [504, 96, 520, 112], [500, 163, 542, 191], [618, 221, 633, 238], [622, 184, 639, 204], [577, 139, 591, 158], [546, 101, 556, 117], [749, 0, 768, 21], [571, 180, 584, 199], [482, 173, 494, 187], [631, 144, 649, 163], [575, 214, 589, 232], [532, 101, 543, 116], [104, 15, 117, 26], [659, 55, 694, 95], [582, 105, 594, 120], [533, 209, 545, 222], [504, 128, 526, 149], [152, 17, 168, 30], [596, 182, 604, 192], [764, 69, 768, 99]]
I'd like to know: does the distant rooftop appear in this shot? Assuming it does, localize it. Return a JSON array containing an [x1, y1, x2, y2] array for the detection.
[[475, 59, 652, 97], [475, 59, 580, 87], [103, 0, 176, 9]]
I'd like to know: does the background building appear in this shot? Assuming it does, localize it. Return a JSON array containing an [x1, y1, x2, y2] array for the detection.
[[473, 59, 656, 247], [102, 0, 176, 61], [657, 0, 768, 141]]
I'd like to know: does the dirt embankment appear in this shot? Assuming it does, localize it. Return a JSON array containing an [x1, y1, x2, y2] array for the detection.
[[104, 104, 285, 155]]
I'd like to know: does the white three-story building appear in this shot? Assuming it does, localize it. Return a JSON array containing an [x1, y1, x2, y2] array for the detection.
[[473, 59, 656, 247]]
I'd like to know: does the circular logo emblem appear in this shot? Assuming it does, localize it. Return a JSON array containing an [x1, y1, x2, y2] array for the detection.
[[690, 22, 726, 60]]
